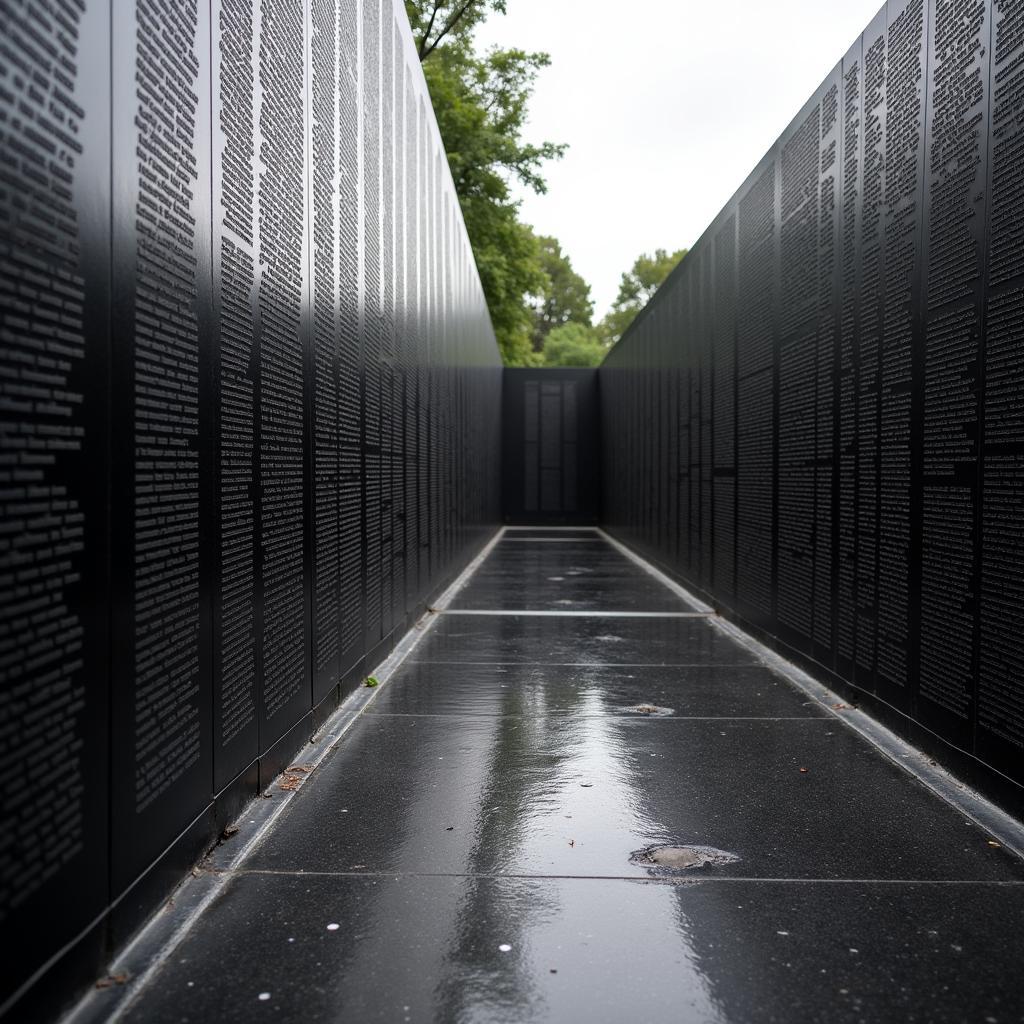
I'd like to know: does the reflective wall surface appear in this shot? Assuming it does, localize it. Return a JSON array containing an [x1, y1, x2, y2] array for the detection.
[[0, 0, 501, 1014], [602, 0, 1024, 807]]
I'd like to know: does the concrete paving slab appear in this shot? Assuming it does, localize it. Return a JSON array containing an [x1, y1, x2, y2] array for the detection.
[[119, 873, 1024, 1024], [364, 662, 832, 719], [414, 614, 757, 666], [245, 713, 1022, 882]]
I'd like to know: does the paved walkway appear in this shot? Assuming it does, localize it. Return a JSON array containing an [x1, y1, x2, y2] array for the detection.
[[107, 528, 1024, 1022]]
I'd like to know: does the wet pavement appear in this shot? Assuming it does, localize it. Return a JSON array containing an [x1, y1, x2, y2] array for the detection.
[[115, 528, 1024, 1023]]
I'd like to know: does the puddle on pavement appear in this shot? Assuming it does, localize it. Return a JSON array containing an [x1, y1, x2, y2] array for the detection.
[[631, 844, 740, 871], [624, 704, 675, 716]]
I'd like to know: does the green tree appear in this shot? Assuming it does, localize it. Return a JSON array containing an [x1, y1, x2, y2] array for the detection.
[[543, 322, 605, 367], [597, 247, 688, 347], [529, 235, 593, 353], [406, 1, 566, 365]]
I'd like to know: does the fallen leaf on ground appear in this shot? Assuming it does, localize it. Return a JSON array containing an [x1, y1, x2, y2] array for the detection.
[[95, 974, 129, 989], [280, 765, 316, 792]]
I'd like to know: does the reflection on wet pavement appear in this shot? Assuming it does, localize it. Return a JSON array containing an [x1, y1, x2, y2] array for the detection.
[[118, 531, 1024, 1023]]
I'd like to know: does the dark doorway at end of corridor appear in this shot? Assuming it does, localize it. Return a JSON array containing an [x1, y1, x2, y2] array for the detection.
[[502, 368, 601, 525]]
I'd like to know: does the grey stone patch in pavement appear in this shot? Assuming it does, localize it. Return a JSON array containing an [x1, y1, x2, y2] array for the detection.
[[630, 844, 741, 871]]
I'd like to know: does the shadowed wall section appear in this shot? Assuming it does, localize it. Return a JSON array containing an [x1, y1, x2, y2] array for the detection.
[[601, 0, 1024, 809], [0, 0, 501, 1016]]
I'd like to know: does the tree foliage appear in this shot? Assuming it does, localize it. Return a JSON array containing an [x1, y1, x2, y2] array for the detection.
[[542, 323, 605, 367], [406, 0, 566, 365], [529, 236, 593, 353], [597, 247, 688, 347]]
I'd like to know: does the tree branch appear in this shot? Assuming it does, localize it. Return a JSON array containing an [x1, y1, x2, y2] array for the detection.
[[417, 0, 443, 60], [419, 0, 478, 61]]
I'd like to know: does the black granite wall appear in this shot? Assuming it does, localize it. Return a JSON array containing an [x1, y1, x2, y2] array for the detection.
[[601, 0, 1024, 809], [0, 0, 501, 1015]]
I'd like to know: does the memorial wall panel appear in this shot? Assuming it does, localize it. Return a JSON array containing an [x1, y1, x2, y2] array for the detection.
[[255, 0, 310, 751], [392, 34, 407, 632], [856, 8, 887, 692], [380, 13, 395, 640], [978, 0, 1024, 777], [312, 0, 342, 704], [0, 0, 501, 1014], [836, 34, 863, 682], [919, 0, 989, 740], [212, 0, 259, 791], [362, 0, 382, 651], [698, 254, 714, 590], [712, 215, 738, 603], [0, 0, 111, 1001], [416, 99, 430, 598], [778, 93, 826, 644], [735, 159, 777, 630], [601, 0, 1024, 802], [876, 0, 924, 707], [110, 0, 213, 890], [814, 75, 841, 660], [337, 0, 363, 678]]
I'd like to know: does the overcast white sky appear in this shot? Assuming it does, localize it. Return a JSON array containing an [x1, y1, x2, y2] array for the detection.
[[474, 0, 885, 318]]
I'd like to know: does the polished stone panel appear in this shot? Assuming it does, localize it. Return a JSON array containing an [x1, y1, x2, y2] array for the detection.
[[0, 0, 113, 1008], [109, 0, 215, 897]]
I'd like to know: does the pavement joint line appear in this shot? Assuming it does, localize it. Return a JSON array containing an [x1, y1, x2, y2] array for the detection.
[[604, 534, 1024, 865], [61, 526, 508, 1024], [361, 712, 829, 721], [499, 537, 607, 542], [437, 609, 714, 618], [503, 525, 601, 532], [596, 528, 714, 613], [225, 869, 1024, 886], [403, 663, 765, 671]]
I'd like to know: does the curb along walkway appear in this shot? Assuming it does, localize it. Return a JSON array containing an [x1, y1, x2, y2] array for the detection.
[[78, 528, 1024, 1023]]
